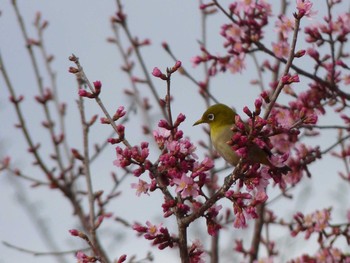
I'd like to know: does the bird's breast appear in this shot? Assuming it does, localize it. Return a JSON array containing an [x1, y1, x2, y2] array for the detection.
[[210, 125, 240, 165]]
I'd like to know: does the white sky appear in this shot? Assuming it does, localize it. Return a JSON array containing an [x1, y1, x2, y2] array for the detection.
[[1, 1, 350, 262]]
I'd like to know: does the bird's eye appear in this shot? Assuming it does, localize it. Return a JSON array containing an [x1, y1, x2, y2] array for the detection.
[[207, 113, 215, 121]]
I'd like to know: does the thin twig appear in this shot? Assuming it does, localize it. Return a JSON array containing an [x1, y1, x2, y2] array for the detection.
[[321, 134, 350, 155], [12, 1, 66, 175], [263, 16, 301, 120], [110, 23, 153, 132], [36, 15, 71, 165], [162, 42, 219, 104], [76, 86, 108, 263], [72, 55, 131, 148], [115, 0, 168, 121], [2, 241, 89, 257], [0, 52, 57, 185]]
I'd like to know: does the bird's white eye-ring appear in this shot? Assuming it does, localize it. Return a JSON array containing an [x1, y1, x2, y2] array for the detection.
[[207, 113, 215, 121]]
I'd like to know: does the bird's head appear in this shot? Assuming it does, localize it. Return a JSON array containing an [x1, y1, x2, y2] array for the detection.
[[193, 103, 236, 129]]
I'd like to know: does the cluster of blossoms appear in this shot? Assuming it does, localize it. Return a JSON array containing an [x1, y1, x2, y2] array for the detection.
[[302, 1, 350, 111], [291, 209, 332, 239], [288, 209, 350, 262], [133, 221, 175, 250], [193, 0, 272, 74], [290, 248, 350, 263]]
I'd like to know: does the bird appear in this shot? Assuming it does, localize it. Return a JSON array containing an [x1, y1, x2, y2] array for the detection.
[[193, 103, 290, 173]]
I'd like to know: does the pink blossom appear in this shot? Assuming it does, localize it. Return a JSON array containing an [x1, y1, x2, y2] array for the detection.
[[201, 157, 214, 169], [228, 54, 246, 73], [153, 127, 171, 149], [256, 167, 271, 192], [233, 211, 246, 228], [273, 108, 294, 128], [76, 251, 89, 263], [236, 0, 271, 14], [296, 0, 315, 18], [311, 209, 330, 232], [236, 0, 255, 12], [165, 139, 197, 159], [173, 174, 199, 198], [269, 152, 290, 168], [315, 248, 343, 263], [337, 13, 350, 33], [275, 15, 295, 38], [255, 190, 268, 203], [131, 179, 150, 196], [272, 41, 289, 58], [145, 221, 162, 235], [222, 23, 243, 43], [302, 112, 318, 124]]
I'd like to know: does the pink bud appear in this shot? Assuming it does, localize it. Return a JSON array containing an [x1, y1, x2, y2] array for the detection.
[[307, 48, 319, 61], [152, 67, 166, 80], [9, 95, 24, 104], [100, 117, 110, 124], [69, 229, 79, 236], [236, 147, 247, 157], [158, 119, 171, 130], [174, 113, 186, 127], [281, 74, 300, 85], [68, 67, 79, 73], [162, 42, 169, 51], [260, 91, 270, 103], [93, 81, 102, 95], [117, 255, 127, 263], [174, 60, 182, 70], [78, 89, 93, 98], [191, 56, 202, 66], [295, 49, 306, 58], [114, 106, 126, 120], [254, 98, 262, 115], [116, 124, 125, 135], [243, 106, 252, 117], [107, 138, 121, 144]]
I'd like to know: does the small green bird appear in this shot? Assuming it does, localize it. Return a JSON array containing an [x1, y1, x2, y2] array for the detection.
[[193, 103, 289, 172]]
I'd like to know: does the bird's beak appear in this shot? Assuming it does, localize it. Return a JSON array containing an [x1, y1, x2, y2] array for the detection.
[[193, 118, 204, 126]]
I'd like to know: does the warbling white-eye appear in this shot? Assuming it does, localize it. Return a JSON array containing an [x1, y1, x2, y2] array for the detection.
[[193, 103, 290, 173]]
